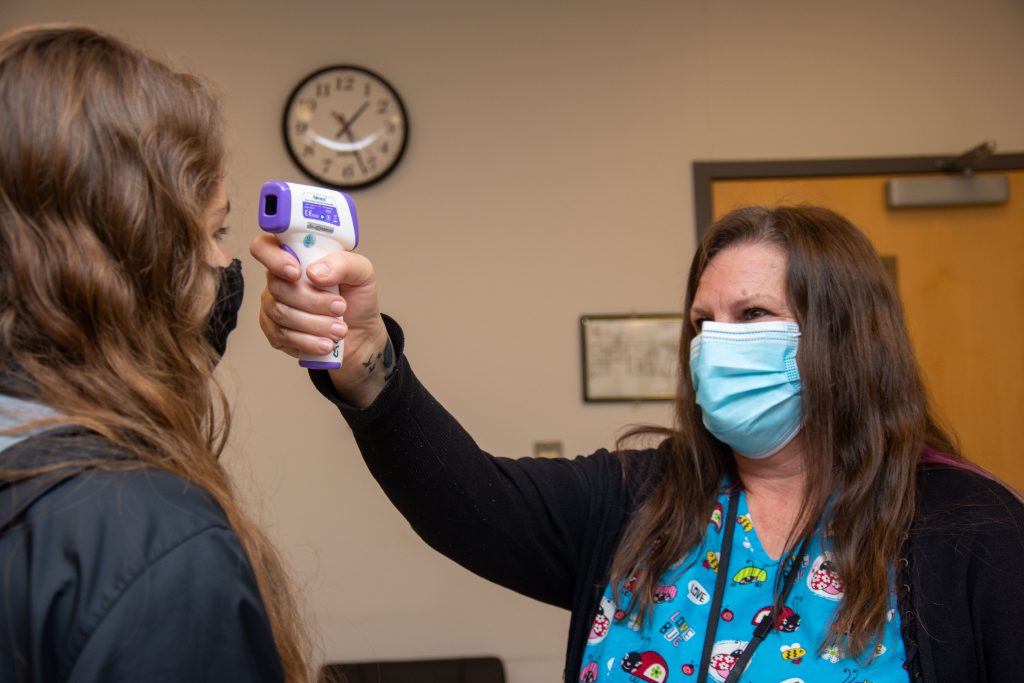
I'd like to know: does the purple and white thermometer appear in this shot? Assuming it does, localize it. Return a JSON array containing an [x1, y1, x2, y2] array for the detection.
[[258, 180, 359, 369]]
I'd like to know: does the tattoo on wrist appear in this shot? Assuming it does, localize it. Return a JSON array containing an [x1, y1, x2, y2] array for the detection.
[[361, 354, 376, 373], [382, 338, 396, 381], [363, 337, 396, 381]]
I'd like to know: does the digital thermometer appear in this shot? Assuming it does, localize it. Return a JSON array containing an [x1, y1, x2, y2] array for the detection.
[[258, 180, 359, 369]]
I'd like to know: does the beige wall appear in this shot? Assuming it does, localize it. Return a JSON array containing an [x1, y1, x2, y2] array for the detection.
[[4, 1, 1023, 680]]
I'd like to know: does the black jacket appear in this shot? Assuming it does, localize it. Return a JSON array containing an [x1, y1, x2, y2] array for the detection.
[[0, 427, 284, 682], [313, 315, 1024, 683]]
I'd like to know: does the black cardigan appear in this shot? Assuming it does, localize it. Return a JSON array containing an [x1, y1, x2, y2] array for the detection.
[[314, 316, 1024, 683]]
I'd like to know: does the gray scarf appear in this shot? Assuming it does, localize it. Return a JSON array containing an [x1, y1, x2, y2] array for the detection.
[[0, 394, 62, 454]]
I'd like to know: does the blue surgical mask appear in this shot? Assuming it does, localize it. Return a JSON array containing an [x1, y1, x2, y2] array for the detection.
[[689, 320, 802, 459]]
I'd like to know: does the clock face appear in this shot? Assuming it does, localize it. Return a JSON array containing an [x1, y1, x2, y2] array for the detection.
[[282, 65, 408, 190]]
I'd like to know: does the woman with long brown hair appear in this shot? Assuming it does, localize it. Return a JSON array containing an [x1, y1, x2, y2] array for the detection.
[[252, 200, 1024, 682], [0, 25, 311, 681]]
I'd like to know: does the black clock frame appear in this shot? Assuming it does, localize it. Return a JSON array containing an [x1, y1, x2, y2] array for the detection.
[[281, 64, 409, 191]]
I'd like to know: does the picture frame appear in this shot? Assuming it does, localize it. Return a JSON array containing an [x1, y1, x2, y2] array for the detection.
[[579, 314, 684, 402]]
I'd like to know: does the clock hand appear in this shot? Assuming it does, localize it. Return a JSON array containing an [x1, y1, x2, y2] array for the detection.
[[332, 112, 351, 140], [330, 111, 349, 139], [329, 104, 370, 175], [335, 121, 368, 177], [344, 130, 369, 176], [331, 101, 370, 139]]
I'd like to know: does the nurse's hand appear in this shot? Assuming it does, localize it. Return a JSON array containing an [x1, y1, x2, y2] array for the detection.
[[250, 234, 391, 408]]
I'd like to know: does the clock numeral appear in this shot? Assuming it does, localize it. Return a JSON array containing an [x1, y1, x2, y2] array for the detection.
[[336, 76, 355, 91], [366, 156, 378, 173], [299, 97, 317, 112], [377, 98, 390, 115], [295, 122, 308, 134], [322, 158, 333, 174], [342, 165, 356, 180], [363, 82, 372, 97], [302, 145, 315, 158], [380, 141, 390, 156], [315, 82, 331, 98]]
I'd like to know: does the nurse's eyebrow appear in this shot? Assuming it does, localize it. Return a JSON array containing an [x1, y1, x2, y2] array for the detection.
[[732, 294, 785, 309], [691, 294, 783, 315]]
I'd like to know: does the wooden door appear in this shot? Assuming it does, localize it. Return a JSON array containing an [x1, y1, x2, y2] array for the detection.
[[710, 171, 1024, 490]]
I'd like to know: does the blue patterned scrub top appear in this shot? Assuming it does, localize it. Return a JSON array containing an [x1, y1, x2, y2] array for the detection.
[[580, 486, 908, 683]]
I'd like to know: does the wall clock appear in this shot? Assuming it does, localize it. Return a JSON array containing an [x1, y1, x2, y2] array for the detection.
[[282, 65, 408, 190]]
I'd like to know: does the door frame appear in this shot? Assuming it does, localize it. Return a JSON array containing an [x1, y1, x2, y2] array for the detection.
[[692, 152, 1024, 241]]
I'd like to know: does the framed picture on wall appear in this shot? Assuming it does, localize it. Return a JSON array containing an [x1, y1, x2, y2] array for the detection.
[[580, 314, 683, 402]]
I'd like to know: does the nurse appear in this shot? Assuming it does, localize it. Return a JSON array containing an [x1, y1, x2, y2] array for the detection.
[[253, 202, 1024, 682]]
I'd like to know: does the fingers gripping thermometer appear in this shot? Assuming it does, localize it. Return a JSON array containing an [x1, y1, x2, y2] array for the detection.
[[258, 181, 359, 369]]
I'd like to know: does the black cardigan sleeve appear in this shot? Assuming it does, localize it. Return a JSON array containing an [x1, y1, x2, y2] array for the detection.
[[310, 316, 659, 611], [909, 465, 1024, 683]]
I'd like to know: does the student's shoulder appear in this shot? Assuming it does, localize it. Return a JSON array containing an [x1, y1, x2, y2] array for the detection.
[[33, 465, 232, 545], [75, 464, 224, 514], [8, 432, 237, 578], [9, 428, 231, 537], [19, 468, 274, 680]]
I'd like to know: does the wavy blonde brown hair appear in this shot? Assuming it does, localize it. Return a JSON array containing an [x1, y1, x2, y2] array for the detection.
[[0, 25, 312, 681], [612, 205, 961, 660]]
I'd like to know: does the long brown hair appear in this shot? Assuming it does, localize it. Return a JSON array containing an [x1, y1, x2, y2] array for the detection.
[[612, 205, 960, 659], [0, 25, 312, 680]]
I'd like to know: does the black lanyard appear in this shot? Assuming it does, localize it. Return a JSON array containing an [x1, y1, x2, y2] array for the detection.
[[697, 489, 811, 683]]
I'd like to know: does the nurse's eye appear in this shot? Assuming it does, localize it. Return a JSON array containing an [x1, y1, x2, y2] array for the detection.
[[691, 317, 709, 333], [742, 308, 771, 321]]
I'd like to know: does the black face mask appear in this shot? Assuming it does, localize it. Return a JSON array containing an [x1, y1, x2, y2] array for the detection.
[[205, 258, 244, 359]]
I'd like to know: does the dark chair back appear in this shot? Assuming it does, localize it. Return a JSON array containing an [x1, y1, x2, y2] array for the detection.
[[319, 656, 506, 683]]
